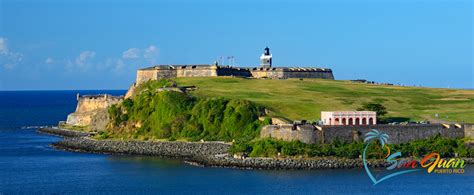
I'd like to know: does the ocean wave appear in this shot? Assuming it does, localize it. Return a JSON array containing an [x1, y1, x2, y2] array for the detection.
[[21, 125, 53, 129], [0, 125, 55, 131]]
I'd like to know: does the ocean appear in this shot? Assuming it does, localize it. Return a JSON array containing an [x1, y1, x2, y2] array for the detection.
[[0, 90, 472, 194]]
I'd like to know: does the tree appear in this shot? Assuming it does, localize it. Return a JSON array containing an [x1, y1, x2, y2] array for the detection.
[[357, 102, 387, 116]]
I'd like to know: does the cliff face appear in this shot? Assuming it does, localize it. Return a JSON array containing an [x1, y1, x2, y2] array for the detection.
[[65, 94, 123, 131]]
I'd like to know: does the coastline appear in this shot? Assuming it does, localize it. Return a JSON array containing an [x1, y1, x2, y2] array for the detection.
[[37, 127, 94, 137], [38, 127, 474, 170]]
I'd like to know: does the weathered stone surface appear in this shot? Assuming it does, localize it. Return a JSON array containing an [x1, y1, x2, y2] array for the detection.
[[261, 124, 319, 144], [124, 83, 137, 99], [271, 117, 289, 125], [261, 124, 467, 144], [53, 137, 231, 158], [321, 124, 465, 144], [464, 124, 474, 139], [38, 127, 93, 137], [65, 94, 123, 131], [193, 154, 474, 170], [134, 64, 335, 85], [192, 154, 389, 170]]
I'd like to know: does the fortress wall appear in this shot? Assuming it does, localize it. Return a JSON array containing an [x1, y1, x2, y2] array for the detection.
[[261, 124, 465, 144], [124, 83, 137, 99], [176, 68, 217, 77], [66, 94, 123, 130], [156, 69, 177, 79], [136, 69, 158, 84], [321, 124, 464, 144], [283, 70, 334, 80], [216, 67, 252, 77], [135, 65, 335, 81], [250, 69, 334, 80], [250, 69, 285, 79], [136, 69, 178, 84], [261, 124, 320, 144], [66, 112, 93, 127], [464, 124, 474, 139], [75, 95, 123, 113]]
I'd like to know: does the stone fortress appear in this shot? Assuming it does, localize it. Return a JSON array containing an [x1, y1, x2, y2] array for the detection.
[[67, 47, 334, 128], [134, 47, 334, 85], [65, 94, 123, 131], [63, 46, 474, 145]]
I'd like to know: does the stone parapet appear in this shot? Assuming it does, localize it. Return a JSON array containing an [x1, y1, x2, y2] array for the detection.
[[261, 124, 466, 144]]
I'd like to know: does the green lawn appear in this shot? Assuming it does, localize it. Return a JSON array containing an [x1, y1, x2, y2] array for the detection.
[[175, 77, 474, 123]]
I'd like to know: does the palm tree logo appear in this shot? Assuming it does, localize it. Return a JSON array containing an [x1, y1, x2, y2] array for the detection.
[[364, 129, 388, 148], [364, 129, 390, 158], [363, 129, 421, 185]]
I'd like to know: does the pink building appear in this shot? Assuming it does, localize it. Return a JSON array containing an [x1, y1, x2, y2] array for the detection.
[[321, 111, 377, 125]]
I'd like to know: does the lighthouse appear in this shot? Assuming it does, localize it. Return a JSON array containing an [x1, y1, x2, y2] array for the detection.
[[260, 46, 272, 68]]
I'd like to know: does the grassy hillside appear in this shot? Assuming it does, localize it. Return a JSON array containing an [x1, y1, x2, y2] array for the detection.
[[106, 80, 267, 141], [175, 77, 474, 123]]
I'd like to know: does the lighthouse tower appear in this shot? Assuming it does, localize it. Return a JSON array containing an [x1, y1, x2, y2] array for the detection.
[[260, 46, 272, 68]]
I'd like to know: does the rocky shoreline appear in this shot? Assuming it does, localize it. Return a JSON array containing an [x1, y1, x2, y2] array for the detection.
[[38, 127, 473, 170], [53, 137, 231, 159], [37, 127, 93, 137], [190, 154, 390, 170]]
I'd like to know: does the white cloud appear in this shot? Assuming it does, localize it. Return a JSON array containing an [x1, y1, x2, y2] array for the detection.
[[45, 57, 54, 64], [0, 38, 8, 54], [122, 48, 140, 59], [64, 50, 96, 72], [3, 63, 15, 70], [0, 37, 23, 70], [114, 59, 126, 72], [63, 44, 159, 74], [103, 58, 126, 73], [143, 45, 158, 64], [75, 51, 95, 67]]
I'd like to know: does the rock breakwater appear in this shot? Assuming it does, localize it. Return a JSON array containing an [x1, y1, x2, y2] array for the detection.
[[53, 137, 231, 158], [192, 154, 389, 170], [38, 127, 92, 137]]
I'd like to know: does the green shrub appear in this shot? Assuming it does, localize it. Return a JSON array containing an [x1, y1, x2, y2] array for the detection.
[[107, 79, 265, 142], [230, 136, 472, 159]]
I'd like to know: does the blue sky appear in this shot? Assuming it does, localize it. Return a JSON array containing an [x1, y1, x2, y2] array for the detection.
[[0, 0, 472, 90]]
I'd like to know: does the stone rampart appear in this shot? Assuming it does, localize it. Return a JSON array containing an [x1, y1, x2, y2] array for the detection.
[[135, 65, 335, 84], [176, 65, 218, 77], [464, 124, 474, 139], [74, 94, 123, 113], [250, 68, 285, 79], [284, 69, 334, 79], [66, 94, 123, 131], [136, 69, 160, 84], [321, 124, 464, 144], [250, 67, 334, 79], [261, 124, 466, 144], [261, 124, 320, 144], [216, 66, 252, 77]]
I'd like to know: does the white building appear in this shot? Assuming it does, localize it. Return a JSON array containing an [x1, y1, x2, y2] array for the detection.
[[321, 111, 377, 125]]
